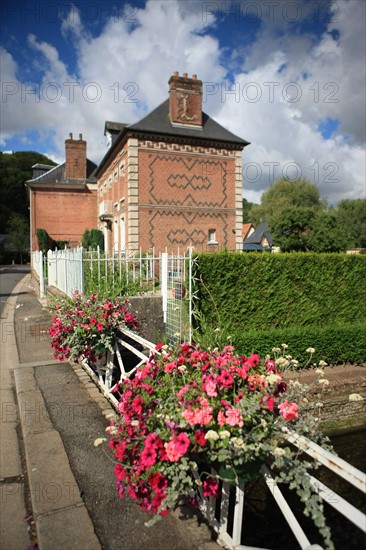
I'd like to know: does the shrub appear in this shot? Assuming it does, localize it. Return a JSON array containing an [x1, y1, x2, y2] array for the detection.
[[232, 323, 366, 366], [193, 252, 366, 330]]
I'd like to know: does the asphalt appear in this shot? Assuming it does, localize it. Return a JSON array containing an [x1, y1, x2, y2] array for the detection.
[[0, 272, 218, 550]]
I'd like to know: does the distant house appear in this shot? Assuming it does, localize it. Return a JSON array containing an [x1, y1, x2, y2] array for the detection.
[[242, 223, 255, 241], [26, 134, 98, 250], [243, 222, 273, 251], [95, 72, 250, 254]]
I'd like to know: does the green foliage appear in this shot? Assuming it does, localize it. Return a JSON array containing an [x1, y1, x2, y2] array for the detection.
[[0, 151, 56, 233], [242, 198, 255, 223], [194, 252, 366, 332], [247, 178, 355, 252], [6, 213, 30, 263], [335, 198, 366, 248], [250, 178, 322, 251], [232, 322, 366, 366], [307, 211, 348, 252], [83, 255, 150, 298], [82, 228, 104, 251], [36, 228, 51, 252]]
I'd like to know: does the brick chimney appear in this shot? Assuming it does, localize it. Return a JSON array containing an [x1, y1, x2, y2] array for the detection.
[[65, 133, 87, 180], [168, 72, 203, 127]]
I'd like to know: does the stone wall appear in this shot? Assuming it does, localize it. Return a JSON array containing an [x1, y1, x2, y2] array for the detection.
[[286, 365, 366, 435], [128, 295, 164, 344]]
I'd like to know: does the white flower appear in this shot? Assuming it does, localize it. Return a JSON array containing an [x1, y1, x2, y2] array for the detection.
[[214, 327, 221, 333], [349, 393, 363, 402], [205, 430, 219, 441], [319, 360, 328, 367], [266, 373, 282, 385], [93, 437, 107, 447], [231, 437, 245, 449], [281, 343, 288, 349], [261, 419, 267, 428], [318, 379, 329, 386], [177, 365, 187, 373], [315, 402, 324, 408], [306, 347, 315, 354], [174, 332, 180, 337], [315, 368, 324, 376], [289, 380, 302, 388], [272, 347, 281, 353], [274, 447, 286, 457], [219, 430, 231, 439], [275, 357, 289, 368], [131, 420, 139, 426], [106, 425, 118, 435], [195, 479, 202, 486]]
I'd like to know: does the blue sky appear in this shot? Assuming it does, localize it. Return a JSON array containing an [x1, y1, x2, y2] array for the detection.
[[1, 0, 365, 204]]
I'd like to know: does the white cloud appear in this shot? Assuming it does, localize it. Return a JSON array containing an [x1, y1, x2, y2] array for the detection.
[[0, 0, 364, 205]]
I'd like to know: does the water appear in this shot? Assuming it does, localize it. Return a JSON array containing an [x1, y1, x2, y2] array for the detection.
[[240, 430, 366, 549]]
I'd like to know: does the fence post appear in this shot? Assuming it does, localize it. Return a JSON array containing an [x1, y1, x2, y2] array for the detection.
[[39, 251, 45, 299], [80, 246, 85, 294], [161, 252, 168, 323]]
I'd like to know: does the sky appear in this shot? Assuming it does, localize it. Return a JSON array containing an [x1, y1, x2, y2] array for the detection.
[[1, 0, 365, 205]]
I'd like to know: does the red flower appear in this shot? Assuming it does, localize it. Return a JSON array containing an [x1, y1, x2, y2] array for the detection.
[[203, 478, 220, 497], [195, 430, 207, 447]]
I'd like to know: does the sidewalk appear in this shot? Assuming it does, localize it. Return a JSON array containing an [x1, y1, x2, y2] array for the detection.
[[0, 274, 217, 550]]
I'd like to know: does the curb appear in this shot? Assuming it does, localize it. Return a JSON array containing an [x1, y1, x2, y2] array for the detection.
[[13, 367, 102, 550]]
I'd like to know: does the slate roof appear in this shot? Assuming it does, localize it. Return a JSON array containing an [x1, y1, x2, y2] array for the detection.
[[26, 159, 97, 187], [96, 99, 249, 176], [243, 222, 273, 250]]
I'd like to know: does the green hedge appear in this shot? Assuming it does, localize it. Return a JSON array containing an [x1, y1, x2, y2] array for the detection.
[[194, 252, 366, 330], [231, 322, 366, 367]]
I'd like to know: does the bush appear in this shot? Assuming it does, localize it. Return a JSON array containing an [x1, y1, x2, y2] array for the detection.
[[232, 323, 366, 366], [82, 228, 104, 251]]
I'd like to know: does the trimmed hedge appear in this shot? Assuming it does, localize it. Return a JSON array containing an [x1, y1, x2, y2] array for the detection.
[[232, 322, 366, 367], [194, 252, 366, 330]]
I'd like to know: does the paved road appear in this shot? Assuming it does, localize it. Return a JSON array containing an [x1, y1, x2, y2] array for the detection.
[[0, 264, 30, 318]]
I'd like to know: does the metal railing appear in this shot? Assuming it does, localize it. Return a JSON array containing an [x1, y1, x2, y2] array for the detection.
[[79, 329, 366, 550]]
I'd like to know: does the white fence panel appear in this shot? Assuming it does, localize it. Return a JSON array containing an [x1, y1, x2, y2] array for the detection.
[[47, 248, 84, 297], [31, 251, 45, 298]]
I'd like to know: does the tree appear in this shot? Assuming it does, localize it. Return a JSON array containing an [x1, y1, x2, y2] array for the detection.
[[307, 212, 348, 252], [0, 151, 56, 233], [82, 229, 104, 251], [251, 178, 323, 251], [335, 199, 366, 248], [7, 214, 30, 263], [242, 198, 255, 223]]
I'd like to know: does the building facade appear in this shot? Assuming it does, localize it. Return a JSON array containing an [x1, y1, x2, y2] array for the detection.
[[26, 135, 97, 250], [95, 72, 249, 254]]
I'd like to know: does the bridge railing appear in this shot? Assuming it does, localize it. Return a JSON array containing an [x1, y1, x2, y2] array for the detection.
[[79, 330, 366, 550]]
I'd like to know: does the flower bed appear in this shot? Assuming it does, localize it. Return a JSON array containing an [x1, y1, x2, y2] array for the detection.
[[49, 291, 139, 368], [108, 342, 334, 548]]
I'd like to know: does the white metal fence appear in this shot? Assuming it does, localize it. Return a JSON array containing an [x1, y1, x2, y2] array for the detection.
[[32, 247, 193, 343]]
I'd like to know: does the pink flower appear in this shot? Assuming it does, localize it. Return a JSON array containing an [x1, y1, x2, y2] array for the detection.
[[182, 400, 213, 426], [97, 322, 104, 331], [90, 317, 97, 325], [165, 432, 190, 461], [217, 410, 225, 426], [202, 375, 217, 397], [278, 400, 298, 421], [224, 407, 243, 427]]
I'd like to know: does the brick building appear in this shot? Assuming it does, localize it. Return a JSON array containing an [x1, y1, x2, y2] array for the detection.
[[95, 72, 249, 254], [26, 134, 97, 250]]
